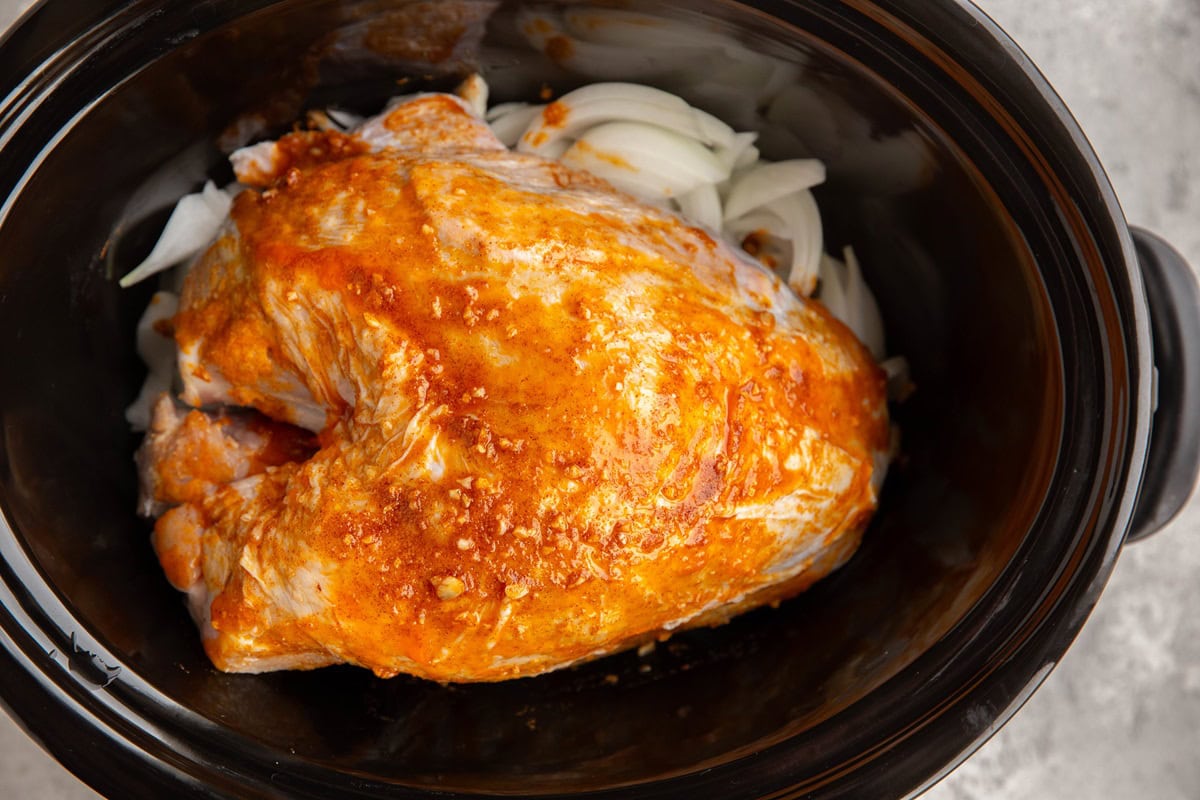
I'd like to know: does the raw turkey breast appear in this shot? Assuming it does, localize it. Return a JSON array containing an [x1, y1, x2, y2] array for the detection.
[[137, 92, 889, 681]]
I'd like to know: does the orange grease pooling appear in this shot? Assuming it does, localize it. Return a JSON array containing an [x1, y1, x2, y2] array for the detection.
[[163, 96, 888, 682]]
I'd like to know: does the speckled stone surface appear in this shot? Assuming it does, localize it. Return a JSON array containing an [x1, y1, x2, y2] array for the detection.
[[1, 1, 1197, 798]]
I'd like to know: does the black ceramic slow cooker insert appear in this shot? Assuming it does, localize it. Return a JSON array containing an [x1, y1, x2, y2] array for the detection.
[[1, 1, 1197, 797]]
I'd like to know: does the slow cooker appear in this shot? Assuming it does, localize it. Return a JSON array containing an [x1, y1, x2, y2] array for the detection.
[[1, 1, 1197, 797]]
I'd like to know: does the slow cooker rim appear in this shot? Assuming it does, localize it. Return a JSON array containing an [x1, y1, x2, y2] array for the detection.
[[706, 1, 1152, 796], [0, 0, 1153, 798]]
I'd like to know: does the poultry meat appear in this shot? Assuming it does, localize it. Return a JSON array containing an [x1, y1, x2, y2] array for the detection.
[[137, 92, 889, 681]]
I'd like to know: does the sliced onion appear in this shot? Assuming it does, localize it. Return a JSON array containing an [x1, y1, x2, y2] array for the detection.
[[724, 189, 822, 296], [455, 73, 489, 118], [126, 291, 180, 431], [560, 121, 728, 201], [815, 250, 886, 360], [305, 110, 338, 132], [732, 144, 761, 172], [517, 82, 735, 156], [536, 81, 693, 110], [554, 149, 676, 201], [776, 191, 823, 297], [561, 142, 688, 201], [486, 101, 535, 122], [487, 103, 544, 147], [841, 246, 885, 359], [724, 210, 792, 279], [582, 121, 728, 183], [309, 107, 367, 133], [816, 249, 885, 358], [714, 131, 759, 173], [724, 208, 781, 238], [135, 291, 179, 378], [326, 108, 364, 130], [676, 183, 723, 231], [118, 181, 232, 288], [540, 139, 572, 161], [723, 159, 825, 221], [816, 253, 850, 322], [724, 208, 782, 239]]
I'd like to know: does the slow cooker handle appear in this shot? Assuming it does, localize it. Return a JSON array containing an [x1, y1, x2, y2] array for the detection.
[[1127, 227, 1200, 542]]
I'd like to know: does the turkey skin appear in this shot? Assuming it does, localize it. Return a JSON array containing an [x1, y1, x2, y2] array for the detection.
[[137, 93, 889, 681]]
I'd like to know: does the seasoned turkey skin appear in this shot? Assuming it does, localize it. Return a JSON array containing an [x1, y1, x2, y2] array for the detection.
[[141, 93, 889, 681]]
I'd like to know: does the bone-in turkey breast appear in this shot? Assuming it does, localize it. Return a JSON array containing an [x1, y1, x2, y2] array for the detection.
[[139, 92, 889, 681]]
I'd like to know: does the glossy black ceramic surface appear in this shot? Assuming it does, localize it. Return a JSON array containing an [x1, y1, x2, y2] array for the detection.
[[0, 1, 1177, 797]]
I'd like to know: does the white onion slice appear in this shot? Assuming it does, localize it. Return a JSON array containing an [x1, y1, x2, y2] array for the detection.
[[841, 246, 885, 359], [723, 159, 825, 221], [135, 291, 179, 381], [118, 181, 231, 288], [724, 208, 783, 240], [326, 108, 364, 130], [561, 143, 685, 201], [455, 73, 489, 118], [724, 189, 822, 296], [714, 131, 759, 173], [308, 108, 364, 133], [560, 121, 728, 201], [578, 121, 728, 183], [120, 77, 894, 376], [724, 209, 792, 278], [574, 168, 672, 204], [776, 190, 823, 297], [539, 81, 691, 110], [733, 145, 762, 173], [125, 291, 180, 431], [486, 101, 535, 122], [676, 183, 723, 231], [487, 103, 544, 147], [517, 82, 736, 156], [816, 253, 850, 322], [815, 250, 885, 360], [540, 139, 572, 161], [305, 110, 338, 132]]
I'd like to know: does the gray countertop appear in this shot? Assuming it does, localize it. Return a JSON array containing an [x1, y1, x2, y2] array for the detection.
[[1, 1, 1198, 797]]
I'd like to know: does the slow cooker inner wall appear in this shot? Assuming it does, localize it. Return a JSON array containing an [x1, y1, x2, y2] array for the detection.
[[0, 0, 1061, 790]]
